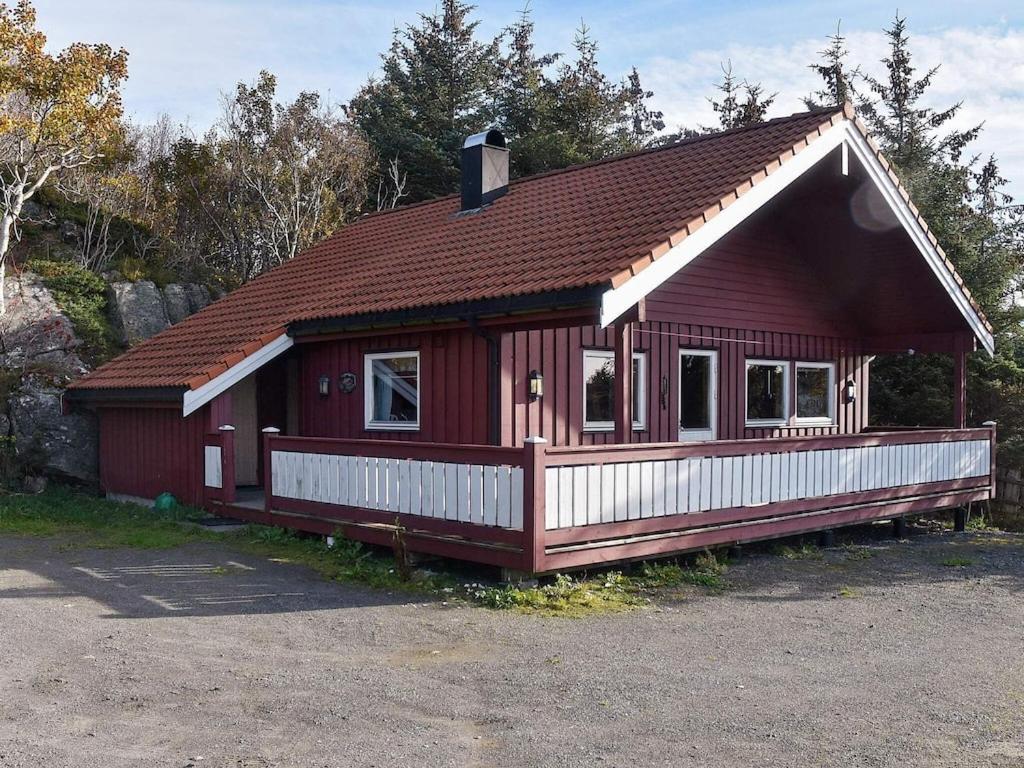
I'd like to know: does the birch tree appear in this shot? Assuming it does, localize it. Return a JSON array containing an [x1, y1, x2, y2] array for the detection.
[[0, 0, 127, 312]]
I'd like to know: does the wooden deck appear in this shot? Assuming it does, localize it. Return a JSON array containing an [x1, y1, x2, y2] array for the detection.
[[206, 427, 996, 575]]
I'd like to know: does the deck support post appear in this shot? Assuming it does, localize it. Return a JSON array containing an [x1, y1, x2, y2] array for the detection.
[[522, 436, 548, 575], [892, 517, 907, 539], [217, 425, 236, 505], [261, 427, 280, 514], [613, 320, 633, 444], [953, 507, 967, 533], [818, 529, 835, 548], [953, 336, 967, 429]]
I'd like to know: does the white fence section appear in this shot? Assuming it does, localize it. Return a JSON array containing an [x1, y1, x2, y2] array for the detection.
[[271, 450, 525, 530], [545, 439, 991, 530], [204, 445, 223, 489]]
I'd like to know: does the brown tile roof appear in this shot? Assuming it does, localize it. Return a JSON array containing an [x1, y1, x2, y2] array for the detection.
[[69, 105, 987, 392]]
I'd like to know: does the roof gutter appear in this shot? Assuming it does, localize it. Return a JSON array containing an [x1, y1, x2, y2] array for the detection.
[[63, 386, 186, 406], [287, 286, 604, 338]]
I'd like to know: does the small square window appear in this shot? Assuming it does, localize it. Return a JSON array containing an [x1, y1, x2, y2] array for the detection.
[[365, 351, 419, 430], [796, 362, 835, 424], [583, 350, 646, 431]]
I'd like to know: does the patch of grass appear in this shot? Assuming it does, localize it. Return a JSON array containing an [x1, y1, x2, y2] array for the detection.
[[0, 486, 206, 549], [238, 525, 453, 594], [637, 550, 728, 589], [467, 572, 645, 617], [837, 585, 862, 598], [841, 544, 877, 561], [941, 556, 974, 567], [774, 542, 825, 561]]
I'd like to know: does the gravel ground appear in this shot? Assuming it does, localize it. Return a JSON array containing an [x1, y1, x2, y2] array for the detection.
[[1, 526, 1023, 768]]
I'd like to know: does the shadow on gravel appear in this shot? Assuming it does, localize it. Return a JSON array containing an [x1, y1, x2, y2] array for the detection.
[[725, 525, 1024, 604], [0, 539, 416, 619]]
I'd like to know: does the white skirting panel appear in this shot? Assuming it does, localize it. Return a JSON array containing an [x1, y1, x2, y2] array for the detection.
[[544, 439, 991, 530], [204, 445, 223, 489], [271, 451, 524, 530]]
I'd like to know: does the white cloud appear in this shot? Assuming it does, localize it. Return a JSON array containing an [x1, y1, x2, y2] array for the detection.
[[644, 25, 1024, 198]]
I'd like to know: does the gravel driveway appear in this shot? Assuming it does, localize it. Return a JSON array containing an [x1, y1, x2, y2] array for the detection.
[[1, 527, 1023, 768]]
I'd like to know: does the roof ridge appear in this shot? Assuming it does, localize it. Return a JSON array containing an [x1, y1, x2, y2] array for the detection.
[[356, 105, 845, 222]]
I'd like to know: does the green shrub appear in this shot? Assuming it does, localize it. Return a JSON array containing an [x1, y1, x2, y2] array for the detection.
[[28, 258, 121, 364]]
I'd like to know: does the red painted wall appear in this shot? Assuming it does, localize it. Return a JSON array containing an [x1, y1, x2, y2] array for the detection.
[[499, 322, 869, 446], [97, 405, 208, 506], [644, 222, 850, 334], [298, 328, 491, 444]]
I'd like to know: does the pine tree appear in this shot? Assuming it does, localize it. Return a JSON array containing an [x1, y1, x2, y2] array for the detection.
[[856, 15, 1024, 459], [490, 5, 561, 177], [348, 0, 499, 202], [708, 61, 776, 130], [804, 22, 859, 109]]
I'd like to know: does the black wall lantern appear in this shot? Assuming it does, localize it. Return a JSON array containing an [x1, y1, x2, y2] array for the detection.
[[844, 379, 856, 403], [318, 375, 331, 397], [528, 370, 543, 400]]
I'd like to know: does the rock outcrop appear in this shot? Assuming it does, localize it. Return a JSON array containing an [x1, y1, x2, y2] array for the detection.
[[109, 280, 171, 346], [1, 272, 96, 483], [1, 270, 217, 485], [109, 280, 212, 345]]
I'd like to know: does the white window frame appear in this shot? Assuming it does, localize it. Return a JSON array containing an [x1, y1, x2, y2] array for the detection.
[[745, 359, 790, 427], [678, 348, 718, 442], [794, 361, 836, 426], [582, 349, 646, 432], [364, 351, 420, 431]]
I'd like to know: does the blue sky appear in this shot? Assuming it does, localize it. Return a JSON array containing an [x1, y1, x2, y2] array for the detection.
[[33, 1, 1024, 195]]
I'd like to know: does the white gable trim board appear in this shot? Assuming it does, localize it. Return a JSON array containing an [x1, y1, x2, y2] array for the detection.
[[599, 119, 994, 357], [182, 333, 295, 417]]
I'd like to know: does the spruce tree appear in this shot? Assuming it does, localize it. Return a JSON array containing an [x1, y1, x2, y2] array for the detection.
[[804, 22, 859, 109]]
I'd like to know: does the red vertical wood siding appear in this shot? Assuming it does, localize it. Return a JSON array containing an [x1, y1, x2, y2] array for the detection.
[[97, 405, 207, 505], [501, 322, 869, 446], [298, 328, 490, 444]]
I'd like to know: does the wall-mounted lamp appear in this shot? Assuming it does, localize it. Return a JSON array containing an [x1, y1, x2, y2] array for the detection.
[[318, 375, 331, 397], [528, 370, 543, 400], [844, 379, 857, 403]]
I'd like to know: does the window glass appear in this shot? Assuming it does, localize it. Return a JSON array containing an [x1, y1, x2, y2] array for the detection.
[[797, 365, 833, 421], [747, 362, 786, 422], [631, 356, 645, 430], [584, 353, 615, 426], [367, 353, 419, 427], [583, 351, 645, 430], [680, 354, 711, 430]]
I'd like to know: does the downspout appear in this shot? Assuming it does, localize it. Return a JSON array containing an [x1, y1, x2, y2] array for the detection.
[[468, 316, 501, 446]]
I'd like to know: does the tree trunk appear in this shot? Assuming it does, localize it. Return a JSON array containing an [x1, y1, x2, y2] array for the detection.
[[0, 212, 15, 316]]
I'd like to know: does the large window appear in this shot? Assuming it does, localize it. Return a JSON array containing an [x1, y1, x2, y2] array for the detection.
[[796, 362, 835, 424], [583, 350, 646, 431], [365, 351, 420, 430], [746, 360, 789, 425], [745, 359, 837, 427]]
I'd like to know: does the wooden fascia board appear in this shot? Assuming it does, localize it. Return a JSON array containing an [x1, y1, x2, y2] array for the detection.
[[182, 333, 295, 417]]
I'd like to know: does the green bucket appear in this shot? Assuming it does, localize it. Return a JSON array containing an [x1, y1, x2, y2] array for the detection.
[[153, 492, 178, 513]]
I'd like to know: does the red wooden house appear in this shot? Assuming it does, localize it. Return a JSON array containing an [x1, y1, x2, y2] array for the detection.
[[67, 105, 996, 575]]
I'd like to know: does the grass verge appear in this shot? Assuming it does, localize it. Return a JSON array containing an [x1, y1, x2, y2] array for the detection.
[[1, 486, 729, 616]]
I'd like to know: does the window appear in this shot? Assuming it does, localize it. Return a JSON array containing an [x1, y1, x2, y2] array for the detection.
[[583, 350, 646, 431], [796, 362, 835, 424], [746, 360, 788, 425], [365, 351, 419, 430]]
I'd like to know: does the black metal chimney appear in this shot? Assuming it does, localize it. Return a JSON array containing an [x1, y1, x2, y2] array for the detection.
[[461, 129, 509, 211]]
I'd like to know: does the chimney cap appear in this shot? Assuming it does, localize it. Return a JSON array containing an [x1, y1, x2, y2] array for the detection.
[[463, 128, 507, 150]]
